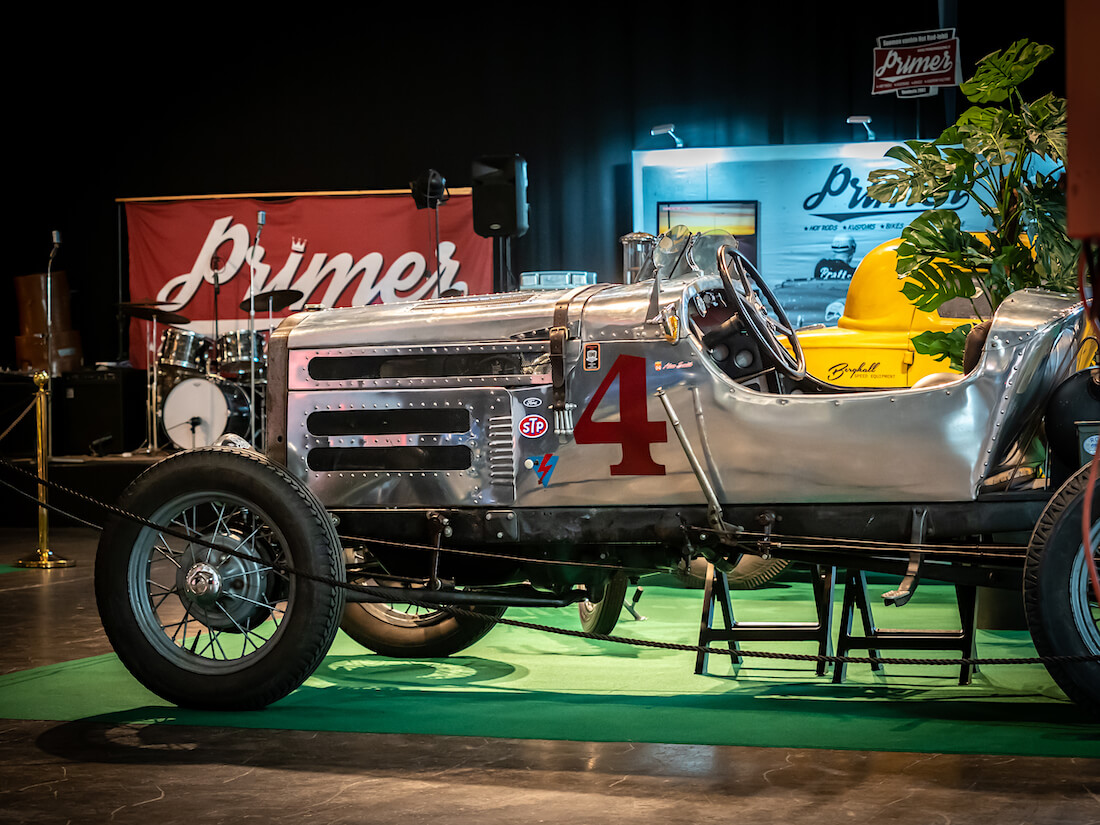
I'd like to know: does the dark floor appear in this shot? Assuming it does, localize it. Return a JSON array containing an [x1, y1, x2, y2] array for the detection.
[[2, 527, 1100, 825]]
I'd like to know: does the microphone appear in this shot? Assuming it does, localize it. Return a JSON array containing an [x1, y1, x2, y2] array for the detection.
[[253, 210, 266, 248], [51, 230, 61, 246], [210, 254, 223, 293]]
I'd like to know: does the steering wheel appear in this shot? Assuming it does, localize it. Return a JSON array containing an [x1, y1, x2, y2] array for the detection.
[[716, 244, 806, 381]]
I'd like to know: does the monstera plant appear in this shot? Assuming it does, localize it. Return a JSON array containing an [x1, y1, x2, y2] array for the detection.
[[867, 39, 1078, 370]]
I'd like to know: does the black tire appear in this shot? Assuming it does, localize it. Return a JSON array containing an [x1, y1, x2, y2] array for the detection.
[[578, 571, 629, 635], [1024, 464, 1100, 711], [341, 597, 504, 658], [95, 448, 345, 710], [681, 555, 791, 590]]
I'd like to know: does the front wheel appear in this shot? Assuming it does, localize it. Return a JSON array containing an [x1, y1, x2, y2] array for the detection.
[[95, 448, 345, 710], [577, 571, 629, 635], [680, 555, 790, 590], [1024, 465, 1100, 711]]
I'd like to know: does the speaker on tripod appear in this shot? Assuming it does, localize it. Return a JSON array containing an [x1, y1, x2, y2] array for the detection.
[[472, 155, 528, 293]]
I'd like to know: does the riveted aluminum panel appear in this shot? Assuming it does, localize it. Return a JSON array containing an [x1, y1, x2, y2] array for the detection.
[[285, 386, 515, 509]]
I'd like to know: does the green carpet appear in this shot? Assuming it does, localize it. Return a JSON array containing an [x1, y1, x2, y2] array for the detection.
[[2, 582, 1098, 758]]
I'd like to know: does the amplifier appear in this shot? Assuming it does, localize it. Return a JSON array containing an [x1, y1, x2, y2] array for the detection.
[[54, 368, 146, 456]]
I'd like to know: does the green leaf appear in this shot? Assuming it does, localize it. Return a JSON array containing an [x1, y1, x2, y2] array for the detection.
[[865, 39, 1070, 324], [956, 106, 1026, 167], [959, 40, 1053, 103], [900, 262, 979, 313], [1020, 172, 1079, 290], [912, 325, 974, 373], [1022, 93, 1067, 161]]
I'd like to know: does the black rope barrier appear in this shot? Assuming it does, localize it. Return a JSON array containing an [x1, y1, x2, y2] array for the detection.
[[3, 453, 1099, 669]]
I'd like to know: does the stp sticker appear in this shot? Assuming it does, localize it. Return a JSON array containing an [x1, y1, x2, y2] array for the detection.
[[518, 415, 549, 438]]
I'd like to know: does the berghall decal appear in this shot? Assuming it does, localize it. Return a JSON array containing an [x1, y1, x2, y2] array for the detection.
[[826, 361, 883, 382], [523, 454, 558, 487]]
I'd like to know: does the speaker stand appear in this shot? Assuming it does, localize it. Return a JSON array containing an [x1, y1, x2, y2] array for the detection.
[[492, 237, 516, 293]]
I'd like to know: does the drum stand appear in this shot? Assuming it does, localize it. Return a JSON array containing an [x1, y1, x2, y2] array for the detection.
[[119, 302, 190, 455], [247, 213, 264, 448], [146, 318, 159, 453]]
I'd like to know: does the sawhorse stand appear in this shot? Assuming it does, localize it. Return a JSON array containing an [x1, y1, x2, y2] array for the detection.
[[695, 562, 835, 677], [834, 569, 979, 685], [695, 563, 980, 685]]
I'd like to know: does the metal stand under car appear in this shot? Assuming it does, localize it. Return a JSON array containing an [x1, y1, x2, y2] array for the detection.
[[694, 562, 980, 685]]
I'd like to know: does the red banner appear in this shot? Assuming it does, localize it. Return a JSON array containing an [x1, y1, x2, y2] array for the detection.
[[125, 193, 493, 368]]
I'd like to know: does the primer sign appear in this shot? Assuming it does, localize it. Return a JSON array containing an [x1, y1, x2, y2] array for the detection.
[[873, 28, 961, 98], [124, 193, 492, 368], [632, 143, 990, 327]]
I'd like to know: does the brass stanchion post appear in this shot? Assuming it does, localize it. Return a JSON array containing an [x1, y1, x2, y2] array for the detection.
[[16, 370, 74, 569]]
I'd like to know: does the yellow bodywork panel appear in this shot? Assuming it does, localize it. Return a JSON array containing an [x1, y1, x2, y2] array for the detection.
[[789, 239, 977, 388]]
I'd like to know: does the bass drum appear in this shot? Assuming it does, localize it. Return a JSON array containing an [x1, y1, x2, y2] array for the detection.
[[161, 376, 250, 450]]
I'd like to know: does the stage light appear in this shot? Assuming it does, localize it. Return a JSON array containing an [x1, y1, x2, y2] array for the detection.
[[846, 115, 876, 141], [410, 169, 449, 209], [650, 123, 683, 148]]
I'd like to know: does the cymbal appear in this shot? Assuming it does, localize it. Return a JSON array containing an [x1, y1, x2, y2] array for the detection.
[[118, 302, 190, 325], [240, 289, 305, 313]]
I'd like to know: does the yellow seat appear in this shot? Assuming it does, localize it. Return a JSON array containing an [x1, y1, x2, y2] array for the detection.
[[792, 239, 981, 388]]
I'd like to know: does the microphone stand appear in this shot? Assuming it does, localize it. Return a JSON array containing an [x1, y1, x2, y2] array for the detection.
[[433, 202, 441, 299], [45, 231, 61, 457], [211, 254, 224, 372], [248, 211, 265, 445]]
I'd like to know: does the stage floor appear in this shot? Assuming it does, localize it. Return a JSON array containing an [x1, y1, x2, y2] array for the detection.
[[1, 528, 1099, 824]]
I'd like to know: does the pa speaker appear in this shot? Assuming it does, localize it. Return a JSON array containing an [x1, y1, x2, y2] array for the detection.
[[472, 155, 528, 238]]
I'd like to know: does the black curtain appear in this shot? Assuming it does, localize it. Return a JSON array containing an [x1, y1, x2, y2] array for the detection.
[[6, 3, 1065, 366]]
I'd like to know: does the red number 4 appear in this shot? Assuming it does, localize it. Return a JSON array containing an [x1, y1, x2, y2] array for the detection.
[[574, 354, 666, 475]]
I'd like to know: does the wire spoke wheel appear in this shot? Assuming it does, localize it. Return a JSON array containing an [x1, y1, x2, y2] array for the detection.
[[341, 549, 504, 658], [96, 448, 345, 710], [1068, 526, 1100, 653], [131, 494, 291, 671], [1025, 464, 1100, 712]]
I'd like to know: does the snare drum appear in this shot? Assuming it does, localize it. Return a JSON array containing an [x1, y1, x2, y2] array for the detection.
[[161, 376, 250, 450], [216, 329, 266, 379], [158, 328, 209, 374]]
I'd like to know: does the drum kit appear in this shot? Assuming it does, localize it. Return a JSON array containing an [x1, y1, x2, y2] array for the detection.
[[120, 289, 303, 453]]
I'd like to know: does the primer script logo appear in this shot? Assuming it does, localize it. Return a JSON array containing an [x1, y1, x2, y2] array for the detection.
[[157, 217, 466, 311], [803, 164, 968, 223]]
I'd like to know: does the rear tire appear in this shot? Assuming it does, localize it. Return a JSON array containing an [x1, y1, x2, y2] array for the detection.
[[682, 555, 791, 590], [341, 597, 504, 658], [1024, 465, 1100, 711]]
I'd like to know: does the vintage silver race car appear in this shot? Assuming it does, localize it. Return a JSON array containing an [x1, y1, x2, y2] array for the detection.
[[94, 228, 1100, 713]]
